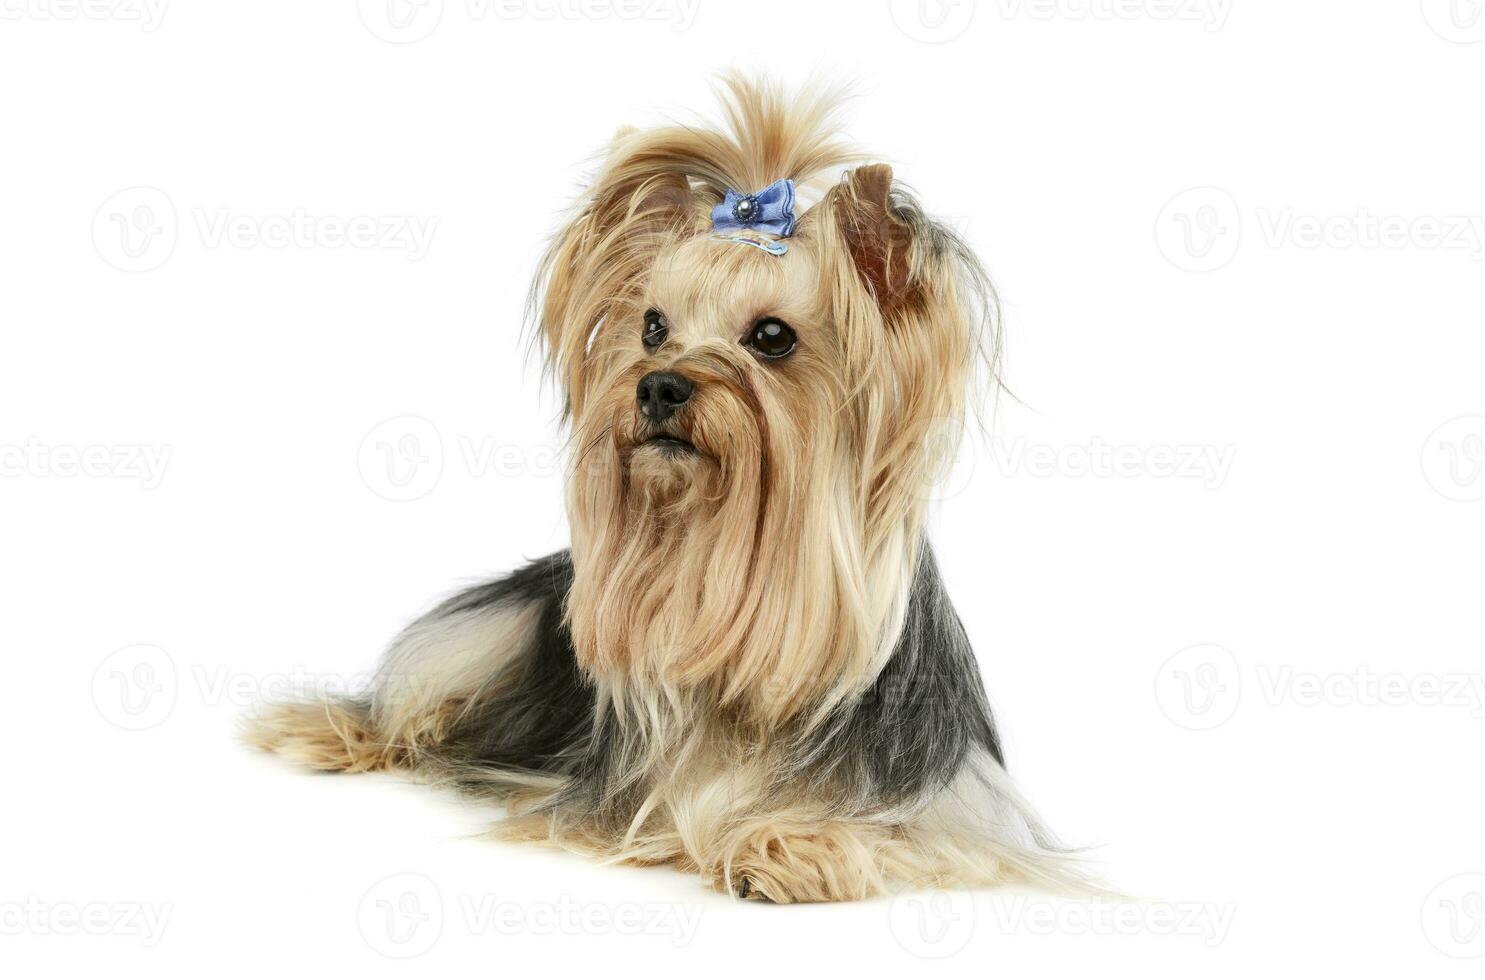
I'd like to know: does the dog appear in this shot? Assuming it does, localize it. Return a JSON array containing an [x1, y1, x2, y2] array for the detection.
[[247, 76, 1080, 903]]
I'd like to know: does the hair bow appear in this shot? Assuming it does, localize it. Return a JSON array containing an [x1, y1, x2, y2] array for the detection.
[[711, 179, 796, 238]]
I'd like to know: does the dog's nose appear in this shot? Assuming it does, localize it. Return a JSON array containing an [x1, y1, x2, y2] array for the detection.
[[636, 370, 693, 423]]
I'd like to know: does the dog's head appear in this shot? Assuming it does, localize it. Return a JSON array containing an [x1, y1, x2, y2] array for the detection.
[[533, 78, 997, 724]]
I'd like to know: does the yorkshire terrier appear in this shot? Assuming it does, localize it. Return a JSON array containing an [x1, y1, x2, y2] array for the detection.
[[247, 77, 1079, 903]]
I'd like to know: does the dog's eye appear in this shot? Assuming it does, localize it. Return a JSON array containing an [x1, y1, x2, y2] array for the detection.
[[745, 318, 796, 360], [641, 309, 669, 352]]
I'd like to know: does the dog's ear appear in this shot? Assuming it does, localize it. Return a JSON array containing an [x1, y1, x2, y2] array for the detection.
[[806, 163, 996, 528], [534, 133, 696, 416], [594, 127, 695, 234], [819, 164, 919, 319]]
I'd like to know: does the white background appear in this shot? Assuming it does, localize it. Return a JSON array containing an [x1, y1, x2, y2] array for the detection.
[[2, 0, 1483, 976]]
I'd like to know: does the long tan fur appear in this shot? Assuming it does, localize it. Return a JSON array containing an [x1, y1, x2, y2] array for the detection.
[[248, 76, 1087, 904]]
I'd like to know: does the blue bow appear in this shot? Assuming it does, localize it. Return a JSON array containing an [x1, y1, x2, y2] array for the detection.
[[711, 178, 796, 237]]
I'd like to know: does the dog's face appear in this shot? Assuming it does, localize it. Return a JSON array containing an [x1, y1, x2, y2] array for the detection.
[[580, 231, 835, 510], [534, 85, 994, 723]]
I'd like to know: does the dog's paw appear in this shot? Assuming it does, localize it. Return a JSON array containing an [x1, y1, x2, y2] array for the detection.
[[709, 824, 890, 903], [242, 699, 394, 773]]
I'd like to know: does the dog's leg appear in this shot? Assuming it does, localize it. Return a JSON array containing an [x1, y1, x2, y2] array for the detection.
[[702, 769, 1079, 904], [694, 545, 1080, 902], [707, 816, 894, 903], [242, 696, 390, 773], [245, 551, 587, 788]]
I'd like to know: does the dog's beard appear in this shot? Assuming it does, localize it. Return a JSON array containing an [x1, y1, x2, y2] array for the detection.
[[563, 358, 896, 728], [566, 361, 762, 686], [620, 421, 720, 511]]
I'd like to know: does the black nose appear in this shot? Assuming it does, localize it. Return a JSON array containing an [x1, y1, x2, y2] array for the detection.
[[636, 370, 693, 423]]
